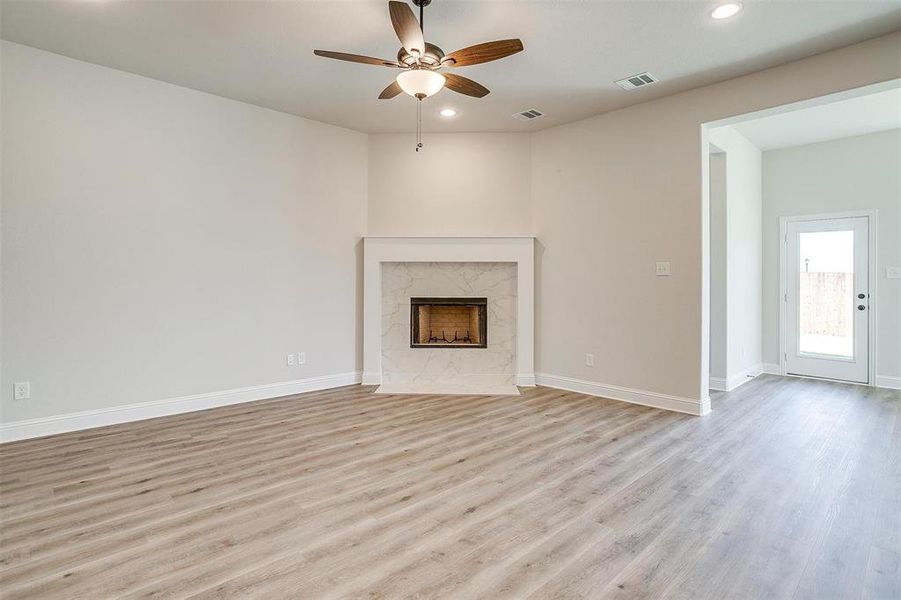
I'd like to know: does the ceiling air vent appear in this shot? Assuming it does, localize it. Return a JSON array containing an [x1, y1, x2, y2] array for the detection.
[[615, 72, 658, 91], [513, 109, 545, 122]]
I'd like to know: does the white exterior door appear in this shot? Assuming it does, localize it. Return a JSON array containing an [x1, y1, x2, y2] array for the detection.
[[784, 216, 869, 383]]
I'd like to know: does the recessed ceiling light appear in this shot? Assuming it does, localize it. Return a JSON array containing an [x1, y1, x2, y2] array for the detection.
[[711, 2, 742, 19], [439, 108, 457, 118]]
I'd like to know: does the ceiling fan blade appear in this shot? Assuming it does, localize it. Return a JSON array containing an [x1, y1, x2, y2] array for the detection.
[[379, 80, 403, 99], [314, 50, 400, 67], [388, 1, 425, 57], [443, 73, 490, 98], [444, 39, 524, 67]]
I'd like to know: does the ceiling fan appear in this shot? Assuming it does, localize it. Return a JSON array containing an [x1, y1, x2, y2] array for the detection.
[[313, 0, 524, 102]]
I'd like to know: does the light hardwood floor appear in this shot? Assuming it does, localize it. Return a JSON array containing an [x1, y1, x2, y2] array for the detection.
[[1, 376, 898, 599]]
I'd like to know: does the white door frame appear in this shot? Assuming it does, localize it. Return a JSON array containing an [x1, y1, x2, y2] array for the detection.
[[778, 210, 877, 385]]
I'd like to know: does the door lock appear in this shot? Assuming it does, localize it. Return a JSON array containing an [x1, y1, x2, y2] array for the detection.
[[858, 305, 866, 311]]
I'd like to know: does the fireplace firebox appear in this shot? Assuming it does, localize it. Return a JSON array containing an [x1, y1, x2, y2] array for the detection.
[[410, 297, 488, 348]]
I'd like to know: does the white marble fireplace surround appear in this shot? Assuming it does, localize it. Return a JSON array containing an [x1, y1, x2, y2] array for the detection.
[[381, 262, 516, 394], [363, 237, 535, 394]]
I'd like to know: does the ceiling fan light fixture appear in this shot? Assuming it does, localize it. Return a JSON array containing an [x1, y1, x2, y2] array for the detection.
[[396, 69, 446, 98], [315, 1, 523, 150]]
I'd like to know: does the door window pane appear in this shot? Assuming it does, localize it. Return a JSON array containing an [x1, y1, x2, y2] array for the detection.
[[799, 230, 854, 357]]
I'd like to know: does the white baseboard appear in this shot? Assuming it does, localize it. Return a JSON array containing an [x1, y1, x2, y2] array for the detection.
[[876, 375, 901, 390], [0, 371, 362, 443], [761, 363, 782, 375], [536, 373, 710, 416], [516, 373, 536, 387], [707, 377, 729, 392], [756, 364, 897, 390], [361, 372, 381, 386], [709, 363, 764, 392]]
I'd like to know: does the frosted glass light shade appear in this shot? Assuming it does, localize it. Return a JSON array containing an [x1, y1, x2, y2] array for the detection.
[[396, 70, 446, 98]]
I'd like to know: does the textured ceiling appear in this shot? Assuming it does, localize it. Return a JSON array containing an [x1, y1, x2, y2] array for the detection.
[[2, 0, 900, 133]]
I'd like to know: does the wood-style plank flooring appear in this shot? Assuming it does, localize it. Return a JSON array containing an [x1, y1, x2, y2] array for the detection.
[[1, 376, 898, 599]]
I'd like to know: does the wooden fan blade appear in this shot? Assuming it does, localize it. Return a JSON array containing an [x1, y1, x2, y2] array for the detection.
[[379, 80, 403, 99], [388, 1, 425, 57], [443, 72, 490, 98], [444, 39, 524, 67], [314, 50, 400, 67]]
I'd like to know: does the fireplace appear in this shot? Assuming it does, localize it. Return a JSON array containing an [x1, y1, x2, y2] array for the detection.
[[410, 297, 487, 348]]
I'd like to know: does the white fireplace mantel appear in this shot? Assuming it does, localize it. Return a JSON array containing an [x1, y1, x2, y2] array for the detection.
[[362, 236, 535, 388]]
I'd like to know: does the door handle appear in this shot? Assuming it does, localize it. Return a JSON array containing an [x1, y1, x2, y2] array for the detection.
[[857, 293, 866, 299]]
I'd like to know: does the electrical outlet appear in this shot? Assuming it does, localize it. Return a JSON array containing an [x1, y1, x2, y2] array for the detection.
[[286, 353, 295, 366], [14, 382, 30, 400], [585, 353, 595, 367], [298, 352, 306, 365], [655, 261, 671, 276]]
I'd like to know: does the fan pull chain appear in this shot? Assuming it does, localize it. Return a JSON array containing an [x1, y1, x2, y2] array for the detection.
[[415, 98, 423, 152]]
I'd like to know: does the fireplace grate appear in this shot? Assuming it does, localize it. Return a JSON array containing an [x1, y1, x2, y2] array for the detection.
[[410, 297, 488, 349]]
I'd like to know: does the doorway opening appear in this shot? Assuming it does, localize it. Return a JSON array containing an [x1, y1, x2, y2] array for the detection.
[[702, 79, 898, 394]]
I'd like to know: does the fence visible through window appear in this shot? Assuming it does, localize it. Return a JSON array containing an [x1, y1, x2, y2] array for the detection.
[[798, 230, 854, 358]]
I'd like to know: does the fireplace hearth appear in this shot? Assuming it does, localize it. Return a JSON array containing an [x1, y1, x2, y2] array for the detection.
[[410, 297, 487, 348]]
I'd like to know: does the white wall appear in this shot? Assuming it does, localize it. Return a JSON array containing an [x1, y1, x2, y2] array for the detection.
[[762, 129, 901, 383], [708, 126, 763, 388], [531, 32, 900, 402], [367, 133, 531, 236], [1, 42, 368, 424], [709, 153, 728, 381]]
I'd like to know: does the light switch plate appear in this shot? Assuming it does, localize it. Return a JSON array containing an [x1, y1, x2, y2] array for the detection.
[[655, 261, 671, 276], [887, 266, 901, 279]]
